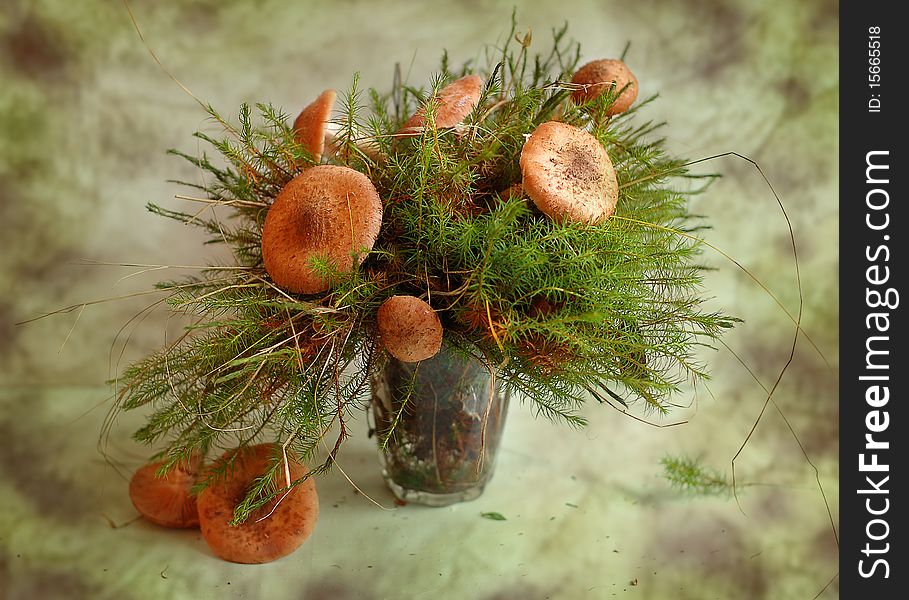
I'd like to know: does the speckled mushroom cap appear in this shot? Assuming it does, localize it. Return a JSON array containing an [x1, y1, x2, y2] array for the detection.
[[128, 457, 201, 529], [293, 89, 336, 162], [398, 75, 484, 136], [519, 121, 619, 224], [376, 295, 444, 362], [261, 165, 382, 295], [570, 59, 638, 116], [197, 444, 319, 564]]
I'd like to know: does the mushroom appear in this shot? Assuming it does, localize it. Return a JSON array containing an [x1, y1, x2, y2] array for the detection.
[[519, 121, 619, 224], [293, 89, 336, 163], [129, 456, 202, 529], [570, 59, 638, 116], [501, 183, 524, 200], [398, 75, 484, 136], [377, 295, 443, 362], [197, 443, 319, 564], [261, 165, 383, 295], [527, 295, 563, 319]]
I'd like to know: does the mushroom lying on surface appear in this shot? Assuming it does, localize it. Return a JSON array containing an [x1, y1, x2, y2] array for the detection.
[[519, 121, 619, 224], [293, 89, 336, 163], [197, 444, 319, 564], [377, 295, 443, 362], [129, 456, 202, 529], [261, 165, 383, 295], [570, 59, 638, 116], [398, 75, 484, 136]]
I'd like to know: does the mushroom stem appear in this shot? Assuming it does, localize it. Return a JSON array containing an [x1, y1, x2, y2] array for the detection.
[[323, 121, 383, 162]]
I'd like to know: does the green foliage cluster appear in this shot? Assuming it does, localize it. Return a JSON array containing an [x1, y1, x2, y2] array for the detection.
[[113, 19, 737, 523]]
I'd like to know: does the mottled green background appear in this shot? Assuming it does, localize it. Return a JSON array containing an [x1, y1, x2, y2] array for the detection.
[[1, 0, 838, 598]]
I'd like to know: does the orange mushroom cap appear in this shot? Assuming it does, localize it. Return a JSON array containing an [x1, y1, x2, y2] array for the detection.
[[261, 165, 383, 295], [570, 59, 638, 116], [197, 444, 319, 564], [293, 89, 336, 163], [502, 183, 524, 200], [519, 121, 619, 224], [398, 75, 484, 136], [377, 295, 444, 362], [129, 456, 202, 529]]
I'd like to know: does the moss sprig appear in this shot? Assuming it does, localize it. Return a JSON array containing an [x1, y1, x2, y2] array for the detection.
[[660, 455, 734, 497]]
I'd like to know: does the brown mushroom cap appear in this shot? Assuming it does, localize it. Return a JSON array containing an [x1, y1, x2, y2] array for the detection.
[[293, 89, 336, 162], [129, 457, 201, 529], [570, 59, 638, 116], [398, 75, 484, 136], [377, 295, 443, 362], [519, 121, 619, 224], [262, 165, 383, 294], [502, 183, 524, 200], [197, 443, 319, 564]]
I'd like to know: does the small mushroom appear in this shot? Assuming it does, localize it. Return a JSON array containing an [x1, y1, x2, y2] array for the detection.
[[398, 75, 484, 136], [570, 59, 638, 116], [197, 444, 319, 564], [293, 89, 336, 163], [455, 301, 506, 343], [261, 165, 383, 295], [519, 121, 618, 224], [377, 295, 443, 362], [527, 296, 563, 319], [501, 183, 524, 200], [129, 456, 202, 529]]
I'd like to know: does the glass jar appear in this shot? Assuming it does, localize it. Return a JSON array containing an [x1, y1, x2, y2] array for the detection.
[[370, 345, 510, 506]]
